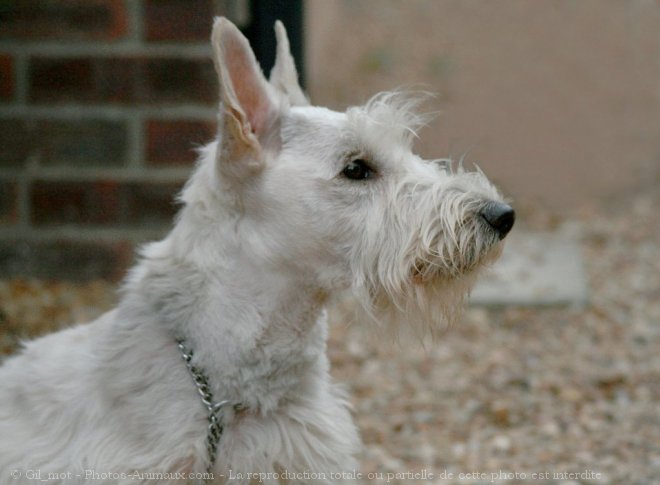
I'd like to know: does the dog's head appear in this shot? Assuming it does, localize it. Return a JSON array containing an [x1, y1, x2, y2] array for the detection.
[[179, 18, 513, 335]]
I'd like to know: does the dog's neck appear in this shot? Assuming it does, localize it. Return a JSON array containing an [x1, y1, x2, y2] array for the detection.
[[122, 224, 330, 413]]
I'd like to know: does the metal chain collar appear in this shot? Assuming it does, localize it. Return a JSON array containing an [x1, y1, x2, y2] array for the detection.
[[176, 338, 243, 477]]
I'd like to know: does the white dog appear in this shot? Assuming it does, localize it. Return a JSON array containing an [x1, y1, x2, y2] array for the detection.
[[0, 18, 513, 484]]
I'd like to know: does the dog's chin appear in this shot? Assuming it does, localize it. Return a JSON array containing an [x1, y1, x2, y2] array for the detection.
[[346, 224, 508, 340], [371, 243, 506, 339], [348, 267, 481, 341], [410, 237, 504, 285]]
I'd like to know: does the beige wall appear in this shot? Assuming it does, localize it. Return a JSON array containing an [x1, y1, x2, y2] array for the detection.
[[306, 0, 660, 211]]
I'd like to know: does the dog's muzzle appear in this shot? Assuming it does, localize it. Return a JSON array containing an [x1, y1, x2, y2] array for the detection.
[[480, 201, 515, 239]]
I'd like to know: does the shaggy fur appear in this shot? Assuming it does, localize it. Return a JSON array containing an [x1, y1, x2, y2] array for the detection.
[[0, 18, 512, 484]]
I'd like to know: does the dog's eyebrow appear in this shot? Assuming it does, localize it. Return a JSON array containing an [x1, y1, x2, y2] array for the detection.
[[348, 91, 435, 149]]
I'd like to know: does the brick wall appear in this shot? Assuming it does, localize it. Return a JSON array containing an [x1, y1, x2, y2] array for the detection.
[[0, 1, 253, 281]]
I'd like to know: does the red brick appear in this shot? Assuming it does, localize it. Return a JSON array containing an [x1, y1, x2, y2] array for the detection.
[[122, 182, 183, 227], [0, 239, 134, 281], [93, 57, 140, 103], [0, 119, 32, 167], [29, 58, 94, 102], [0, 55, 14, 101], [38, 119, 128, 167], [31, 180, 122, 226], [0, 181, 18, 224], [0, 118, 127, 167], [30, 180, 183, 228], [0, 1, 128, 41], [144, 58, 216, 104], [146, 119, 215, 165], [30, 57, 216, 104], [145, 0, 214, 42]]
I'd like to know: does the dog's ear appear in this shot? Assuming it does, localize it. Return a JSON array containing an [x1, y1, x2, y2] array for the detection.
[[269, 21, 309, 107], [211, 17, 278, 177]]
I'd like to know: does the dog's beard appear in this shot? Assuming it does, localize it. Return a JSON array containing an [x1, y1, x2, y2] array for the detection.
[[352, 275, 477, 340], [347, 219, 504, 340], [412, 221, 503, 281]]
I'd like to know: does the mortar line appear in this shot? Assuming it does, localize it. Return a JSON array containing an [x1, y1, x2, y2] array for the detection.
[[0, 167, 192, 182], [0, 105, 216, 120], [0, 226, 167, 243], [126, 0, 144, 44], [13, 51, 29, 105], [0, 42, 211, 58], [15, 172, 31, 232], [127, 113, 145, 169]]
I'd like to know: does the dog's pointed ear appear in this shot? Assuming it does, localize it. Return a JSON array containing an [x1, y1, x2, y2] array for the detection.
[[269, 20, 309, 107], [211, 17, 278, 176]]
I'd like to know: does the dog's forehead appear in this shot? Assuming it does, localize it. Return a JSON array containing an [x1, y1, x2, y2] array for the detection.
[[286, 106, 346, 131], [283, 104, 420, 160], [280, 106, 347, 164]]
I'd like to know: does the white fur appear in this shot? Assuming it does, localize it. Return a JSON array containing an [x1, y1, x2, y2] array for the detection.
[[0, 18, 511, 484]]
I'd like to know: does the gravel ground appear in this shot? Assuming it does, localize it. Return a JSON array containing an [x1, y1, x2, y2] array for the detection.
[[0, 189, 658, 484]]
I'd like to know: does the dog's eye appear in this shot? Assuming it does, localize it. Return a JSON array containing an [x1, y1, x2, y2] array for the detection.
[[342, 159, 373, 180]]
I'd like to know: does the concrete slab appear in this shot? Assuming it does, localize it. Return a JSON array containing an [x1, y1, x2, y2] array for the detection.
[[470, 230, 589, 307]]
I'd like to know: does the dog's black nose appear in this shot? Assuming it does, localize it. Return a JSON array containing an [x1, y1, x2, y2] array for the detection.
[[481, 202, 515, 239]]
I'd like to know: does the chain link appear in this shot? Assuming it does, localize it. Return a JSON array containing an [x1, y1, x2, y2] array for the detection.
[[176, 338, 243, 478]]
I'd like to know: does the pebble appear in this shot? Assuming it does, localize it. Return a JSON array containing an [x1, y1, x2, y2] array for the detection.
[[491, 434, 512, 452]]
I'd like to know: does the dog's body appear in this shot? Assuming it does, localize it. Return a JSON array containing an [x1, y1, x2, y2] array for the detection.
[[0, 18, 513, 484]]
